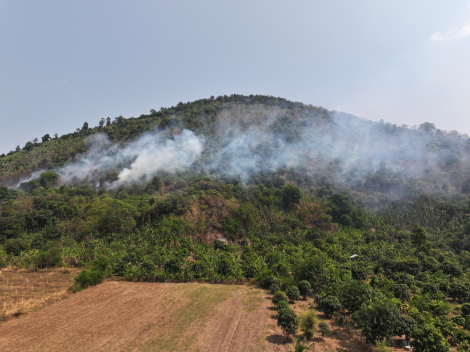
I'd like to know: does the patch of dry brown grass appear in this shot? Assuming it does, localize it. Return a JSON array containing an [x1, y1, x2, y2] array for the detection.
[[0, 267, 79, 319]]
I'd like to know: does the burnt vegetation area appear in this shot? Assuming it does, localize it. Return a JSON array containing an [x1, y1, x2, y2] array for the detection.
[[2, 95, 470, 349]]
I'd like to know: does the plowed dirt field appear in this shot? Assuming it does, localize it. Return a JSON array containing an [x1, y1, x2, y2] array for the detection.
[[0, 281, 373, 352], [0, 281, 288, 352]]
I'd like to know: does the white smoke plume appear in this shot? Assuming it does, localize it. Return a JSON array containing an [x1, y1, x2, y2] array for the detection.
[[58, 129, 204, 188], [15, 170, 45, 188], [198, 106, 470, 195]]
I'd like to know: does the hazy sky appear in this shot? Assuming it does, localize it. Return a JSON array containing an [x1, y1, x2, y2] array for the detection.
[[1, 1, 469, 154]]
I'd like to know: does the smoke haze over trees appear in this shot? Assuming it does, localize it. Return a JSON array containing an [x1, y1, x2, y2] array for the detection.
[[1, 95, 470, 203]]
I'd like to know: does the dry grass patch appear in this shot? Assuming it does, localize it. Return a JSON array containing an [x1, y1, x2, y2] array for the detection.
[[144, 284, 238, 351], [243, 288, 264, 312], [0, 267, 79, 318]]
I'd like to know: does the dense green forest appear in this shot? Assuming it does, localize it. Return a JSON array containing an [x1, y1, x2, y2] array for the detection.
[[2, 95, 470, 350]]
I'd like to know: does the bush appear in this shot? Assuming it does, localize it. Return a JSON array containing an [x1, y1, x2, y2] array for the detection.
[[458, 341, 470, 352], [464, 315, 470, 330], [277, 308, 299, 336], [4, 238, 28, 256], [340, 280, 378, 313], [272, 291, 288, 305], [256, 270, 276, 289], [298, 280, 312, 299], [449, 283, 468, 302], [452, 315, 466, 327], [424, 300, 451, 317], [270, 279, 281, 294], [318, 296, 341, 317], [92, 256, 110, 273], [277, 307, 294, 319], [300, 309, 318, 339], [282, 185, 302, 209], [318, 321, 330, 336], [462, 303, 470, 316], [35, 245, 63, 268], [411, 324, 450, 352], [393, 283, 411, 301], [276, 300, 290, 311], [286, 286, 301, 301], [73, 269, 105, 291], [213, 239, 225, 250]]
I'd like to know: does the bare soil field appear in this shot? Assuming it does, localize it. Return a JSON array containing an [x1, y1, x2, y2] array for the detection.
[[0, 267, 80, 318], [0, 280, 377, 352]]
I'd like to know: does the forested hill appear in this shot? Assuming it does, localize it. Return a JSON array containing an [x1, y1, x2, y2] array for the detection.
[[1, 94, 470, 204], [0, 95, 329, 187], [3, 95, 470, 349]]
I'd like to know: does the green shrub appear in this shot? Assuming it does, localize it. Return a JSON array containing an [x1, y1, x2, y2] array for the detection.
[[256, 270, 276, 289], [276, 300, 290, 311], [74, 269, 105, 291], [92, 256, 110, 273], [411, 324, 450, 352], [424, 300, 451, 316], [270, 279, 281, 294], [461, 303, 470, 316], [277, 307, 294, 319], [277, 308, 299, 336], [393, 283, 411, 301], [458, 341, 469, 352], [34, 242, 62, 268], [452, 315, 466, 327], [289, 337, 315, 352], [282, 185, 302, 209], [464, 315, 470, 330], [4, 238, 28, 256], [286, 286, 301, 301], [318, 296, 341, 317], [318, 321, 330, 336], [298, 280, 312, 299], [0, 257, 6, 269], [213, 239, 225, 250], [300, 309, 318, 339], [272, 291, 288, 305], [394, 315, 416, 341]]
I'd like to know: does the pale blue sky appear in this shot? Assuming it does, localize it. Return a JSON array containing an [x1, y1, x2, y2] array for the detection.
[[1, 1, 469, 153]]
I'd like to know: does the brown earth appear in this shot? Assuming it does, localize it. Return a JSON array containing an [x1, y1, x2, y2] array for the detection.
[[0, 280, 386, 352], [0, 281, 278, 352]]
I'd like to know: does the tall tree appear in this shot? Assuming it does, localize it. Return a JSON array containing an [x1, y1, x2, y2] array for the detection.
[[353, 297, 400, 344]]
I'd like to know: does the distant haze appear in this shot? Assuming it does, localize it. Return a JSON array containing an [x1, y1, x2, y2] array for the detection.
[[1, 1, 469, 154]]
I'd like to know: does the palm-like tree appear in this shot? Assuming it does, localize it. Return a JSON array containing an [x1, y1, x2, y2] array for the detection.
[[289, 337, 315, 352]]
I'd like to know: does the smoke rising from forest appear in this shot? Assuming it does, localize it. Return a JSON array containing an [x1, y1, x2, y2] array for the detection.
[[203, 108, 469, 190], [58, 129, 204, 189], [17, 104, 470, 195]]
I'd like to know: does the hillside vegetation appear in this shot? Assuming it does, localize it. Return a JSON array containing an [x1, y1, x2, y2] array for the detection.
[[1, 95, 470, 350]]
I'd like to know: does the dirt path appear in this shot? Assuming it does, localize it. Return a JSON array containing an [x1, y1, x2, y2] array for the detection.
[[0, 281, 284, 352]]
